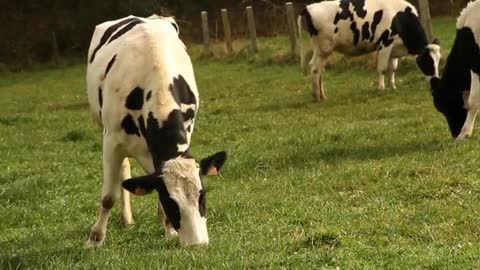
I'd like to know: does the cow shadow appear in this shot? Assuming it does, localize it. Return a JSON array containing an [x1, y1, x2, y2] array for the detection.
[[277, 139, 444, 169]]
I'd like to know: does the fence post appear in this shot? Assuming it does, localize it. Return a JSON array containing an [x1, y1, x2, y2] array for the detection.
[[221, 9, 233, 54], [51, 30, 60, 67], [246, 6, 258, 53], [418, 0, 433, 42], [286, 2, 297, 55], [201, 11, 210, 54]]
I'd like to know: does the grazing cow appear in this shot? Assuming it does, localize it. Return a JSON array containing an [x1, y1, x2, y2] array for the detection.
[[298, 0, 441, 102], [85, 15, 227, 247], [430, 1, 480, 140]]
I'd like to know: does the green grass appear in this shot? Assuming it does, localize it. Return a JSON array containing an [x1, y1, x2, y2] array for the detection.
[[2, 16, 480, 269]]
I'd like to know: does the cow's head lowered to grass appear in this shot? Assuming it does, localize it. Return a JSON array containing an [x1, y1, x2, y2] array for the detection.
[[122, 151, 226, 246], [416, 39, 442, 78], [430, 77, 468, 138]]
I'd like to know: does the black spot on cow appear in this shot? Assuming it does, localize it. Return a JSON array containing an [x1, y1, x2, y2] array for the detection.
[[350, 22, 360, 45], [138, 110, 188, 169], [431, 27, 480, 137], [157, 177, 181, 230], [146, 90, 152, 101], [126, 87, 144, 110], [350, 0, 367, 18], [170, 75, 197, 106], [376, 29, 394, 48], [170, 22, 179, 33], [98, 87, 103, 108], [182, 108, 195, 121], [416, 49, 435, 76], [334, 27, 339, 34], [361, 22, 370, 41], [186, 125, 192, 133], [390, 7, 428, 54], [107, 19, 145, 45], [121, 114, 140, 136], [370, 10, 384, 42], [102, 195, 114, 209], [104, 54, 117, 78], [301, 8, 318, 36], [334, 0, 366, 25], [198, 189, 206, 217], [89, 17, 140, 63]]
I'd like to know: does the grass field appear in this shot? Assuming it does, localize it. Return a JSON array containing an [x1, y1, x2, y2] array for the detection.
[[2, 16, 480, 269]]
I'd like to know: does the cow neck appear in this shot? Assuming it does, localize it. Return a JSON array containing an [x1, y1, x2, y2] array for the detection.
[[138, 109, 189, 171], [439, 28, 473, 94]]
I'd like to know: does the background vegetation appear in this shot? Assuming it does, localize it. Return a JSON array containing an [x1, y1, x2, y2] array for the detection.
[[0, 0, 470, 69], [2, 15, 480, 269]]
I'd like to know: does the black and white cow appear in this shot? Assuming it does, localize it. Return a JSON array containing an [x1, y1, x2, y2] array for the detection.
[[85, 15, 227, 247], [298, 0, 441, 102], [430, 1, 480, 140]]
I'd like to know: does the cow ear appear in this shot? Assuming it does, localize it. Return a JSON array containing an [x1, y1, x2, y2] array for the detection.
[[200, 151, 227, 176], [430, 77, 441, 95], [122, 174, 161, 195], [431, 38, 440, 45]]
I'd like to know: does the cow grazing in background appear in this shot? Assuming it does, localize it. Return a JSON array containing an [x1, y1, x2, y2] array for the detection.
[[86, 15, 227, 247], [298, 0, 441, 102], [430, 1, 480, 140]]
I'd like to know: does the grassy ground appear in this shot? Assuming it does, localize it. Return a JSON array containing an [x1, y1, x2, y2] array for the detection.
[[2, 16, 480, 269]]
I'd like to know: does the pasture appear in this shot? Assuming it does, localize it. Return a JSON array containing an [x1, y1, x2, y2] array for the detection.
[[2, 16, 480, 269]]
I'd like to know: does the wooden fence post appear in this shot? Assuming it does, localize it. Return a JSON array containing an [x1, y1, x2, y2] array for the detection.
[[51, 30, 60, 67], [246, 6, 258, 53], [285, 2, 297, 54], [201, 11, 210, 54], [418, 0, 433, 42], [221, 9, 233, 54]]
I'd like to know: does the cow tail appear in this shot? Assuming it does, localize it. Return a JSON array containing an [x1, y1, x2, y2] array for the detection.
[[297, 10, 305, 73]]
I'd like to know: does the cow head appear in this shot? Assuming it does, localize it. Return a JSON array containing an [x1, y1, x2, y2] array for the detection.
[[416, 39, 441, 78], [430, 77, 468, 138], [122, 151, 227, 246]]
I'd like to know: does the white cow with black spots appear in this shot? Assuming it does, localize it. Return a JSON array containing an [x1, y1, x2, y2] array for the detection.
[[85, 15, 227, 247], [430, 1, 480, 140], [298, 0, 441, 102]]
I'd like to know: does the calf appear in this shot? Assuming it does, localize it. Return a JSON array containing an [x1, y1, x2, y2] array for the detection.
[[431, 1, 480, 140], [85, 15, 227, 247], [298, 0, 441, 101]]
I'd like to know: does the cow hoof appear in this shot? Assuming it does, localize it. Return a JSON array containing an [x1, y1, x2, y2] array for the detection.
[[85, 230, 105, 248], [455, 134, 471, 141], [165, 229, 178, 238], [122, 217, 135, 226], [312, 94, 326, 103]]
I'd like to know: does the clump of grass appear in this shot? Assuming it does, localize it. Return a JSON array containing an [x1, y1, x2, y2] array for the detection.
[[0, 115, 32, 126], [61, 130, 89, 142]]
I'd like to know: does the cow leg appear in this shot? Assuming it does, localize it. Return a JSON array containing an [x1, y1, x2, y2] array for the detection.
[[120, 158, 134, 225], [158, 201, 178, 238], [310, 51, 327, 102], [377, 47, 393, 91], [86, 139, 124, 248], [388, 58, 399, 90], [457, 71, 480, 140]]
